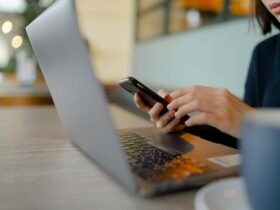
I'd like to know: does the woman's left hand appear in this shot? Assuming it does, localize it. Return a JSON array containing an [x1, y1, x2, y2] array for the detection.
[[167, 86, 255, 138]]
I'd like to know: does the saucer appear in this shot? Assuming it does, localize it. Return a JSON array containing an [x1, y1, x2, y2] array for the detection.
[[195, 178, 252, 210]]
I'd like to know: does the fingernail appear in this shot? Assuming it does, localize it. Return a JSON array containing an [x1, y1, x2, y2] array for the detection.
[[185, 120, 190, 127], [167, 104, 172, 110]]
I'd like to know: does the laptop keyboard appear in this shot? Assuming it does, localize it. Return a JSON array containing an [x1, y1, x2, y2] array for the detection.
[[120, 131, 215, 182], [120, 131, 178, 173]]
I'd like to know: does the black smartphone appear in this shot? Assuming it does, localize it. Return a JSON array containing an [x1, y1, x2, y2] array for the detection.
[[118, 77, 189, 123]]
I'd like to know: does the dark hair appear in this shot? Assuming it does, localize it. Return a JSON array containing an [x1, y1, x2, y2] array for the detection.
[[254, 0, 280, 34]]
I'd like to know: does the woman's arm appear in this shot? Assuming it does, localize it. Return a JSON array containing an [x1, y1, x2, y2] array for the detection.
[[168, 86, 255, 138], [134, 48, 260, 138]]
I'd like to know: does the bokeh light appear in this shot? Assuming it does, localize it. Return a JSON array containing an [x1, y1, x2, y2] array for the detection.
[[1, 20, 13, 34], [11, 35, 23, 49]]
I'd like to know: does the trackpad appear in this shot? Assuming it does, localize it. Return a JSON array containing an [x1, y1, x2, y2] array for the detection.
[[149, 133, 194, 155]]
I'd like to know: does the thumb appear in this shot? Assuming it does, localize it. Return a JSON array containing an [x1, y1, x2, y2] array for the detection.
[[158, 89, 172, 102]]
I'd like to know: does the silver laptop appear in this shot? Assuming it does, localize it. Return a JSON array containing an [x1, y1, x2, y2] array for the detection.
[[26, 0, 239, 196]]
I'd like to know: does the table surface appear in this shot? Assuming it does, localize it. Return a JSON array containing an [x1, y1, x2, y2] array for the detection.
[[0, 74, 50, 97], [0, 105, 197, 210]]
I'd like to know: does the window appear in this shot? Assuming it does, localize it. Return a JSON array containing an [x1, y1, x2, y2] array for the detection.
[[136, 0, 251, 41]]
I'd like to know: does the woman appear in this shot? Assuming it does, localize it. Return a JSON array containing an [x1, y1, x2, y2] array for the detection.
[[134, 0, 280, 142]]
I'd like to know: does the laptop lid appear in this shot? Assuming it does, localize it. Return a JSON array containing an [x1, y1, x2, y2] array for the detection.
[[26, 0, 136, 193]]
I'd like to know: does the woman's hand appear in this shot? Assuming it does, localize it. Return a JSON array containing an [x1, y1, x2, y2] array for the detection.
[[134, 89, 185, 133], [167, 86, 255, 138]]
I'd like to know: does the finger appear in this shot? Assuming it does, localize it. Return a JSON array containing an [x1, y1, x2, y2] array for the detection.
[[148, 103, 163, 122], [169, 90, 215, 111], [170, 88, 190, 99], [164, 117, 181, 132], [185, 113, 217, 127], [171, 86, 221, 99], [134, 92, 150, 111], [157, 89, 173, 102], [156, 111, 176, 128], [158, 89, 169, 98], [167, 94, 192, 110], [174, 99, 215, 119]]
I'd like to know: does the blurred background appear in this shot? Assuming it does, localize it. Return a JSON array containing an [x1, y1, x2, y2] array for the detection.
[[0, 0, 273, 106]]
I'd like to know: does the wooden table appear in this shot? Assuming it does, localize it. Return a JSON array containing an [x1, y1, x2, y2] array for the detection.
[[0, 73, 52, 106], [0, 83, 53, 106], [0, 105, 196, 210]]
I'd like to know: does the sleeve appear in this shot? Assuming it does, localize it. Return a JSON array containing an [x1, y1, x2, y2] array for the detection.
[[185, 125, 238, 149], [243, 47, 259, 107]]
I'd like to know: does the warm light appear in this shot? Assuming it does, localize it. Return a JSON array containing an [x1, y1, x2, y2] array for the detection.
[[11, 35, 23, 49], [1, 21, 13, 34]]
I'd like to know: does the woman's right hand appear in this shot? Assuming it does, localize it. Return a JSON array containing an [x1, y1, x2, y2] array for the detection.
[[134, 89, 185, 133]]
